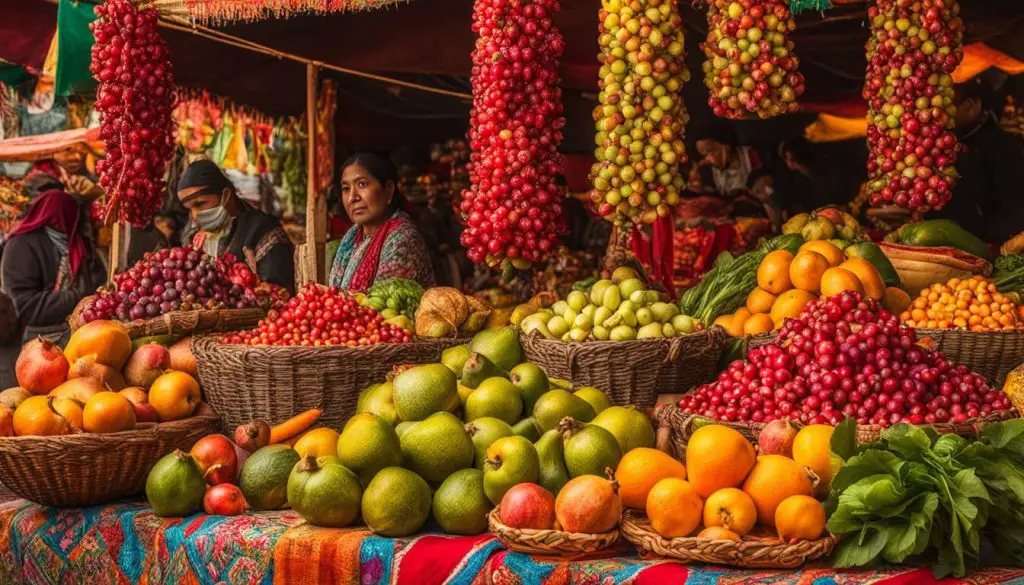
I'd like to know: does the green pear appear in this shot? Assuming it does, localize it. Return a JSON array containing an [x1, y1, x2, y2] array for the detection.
[[619, 278, 646, 300], [548, 377, 574, 391], [510, 363, 549, 415], [469, 327, 523, 371], [395, 421, 417, 438], [535, 430, 569, 496], [457, 383, 475, 406], [399, 412, 474, 482], [461, 353, 508, 389], [559, 418, 622, 478], [393, 364, 458, 422], [465, 378, 523, 425], [483, 436, 539, 504], [589, 280, 613, 305], [573, 387, 612, 415], [441, 344, 473, 377], [355, 381, 399, 426], [531, 389, 596, 434], [466, 417, 514, 470], [591, 406, 656, 454], [511, 418, 540, 441], [611, 266, 639, 283]]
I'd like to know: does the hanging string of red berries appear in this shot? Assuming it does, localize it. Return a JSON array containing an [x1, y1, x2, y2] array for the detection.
[[702, 0, 805, 119], [90, 0, 176, 227], [590, 0, 689, 225], [864, 0, 963, 212], [460, 0, 567, 269]]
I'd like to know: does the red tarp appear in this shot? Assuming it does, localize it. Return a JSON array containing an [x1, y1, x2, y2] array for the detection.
[[0, 127, 102, 162]]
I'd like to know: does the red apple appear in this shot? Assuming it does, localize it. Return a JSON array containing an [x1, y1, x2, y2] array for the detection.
[[118, 387, 159, 423], [498, 483, 556, 530], [203, 483, 247, 516], [190, 434, 238, 486], [123, 343, 171, 389]]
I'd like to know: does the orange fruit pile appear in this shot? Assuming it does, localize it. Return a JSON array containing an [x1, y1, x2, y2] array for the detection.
[[901, 276, 1022, 331]]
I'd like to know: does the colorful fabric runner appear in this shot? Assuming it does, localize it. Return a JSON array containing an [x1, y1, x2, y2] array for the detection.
[[1, 498, 1022, 585]]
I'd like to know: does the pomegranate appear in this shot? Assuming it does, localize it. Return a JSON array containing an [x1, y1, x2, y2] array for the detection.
[[554, 475, 622, 533], [204, 483, 247, 516], [190, 434, 239, 486], [757, 418, 797, 457], [234, 419, 271, 453], [498, 483, 556, 530], [15, 338, 70, 395]]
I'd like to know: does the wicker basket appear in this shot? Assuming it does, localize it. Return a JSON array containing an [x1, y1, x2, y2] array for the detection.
[[487, 509, 620, 556], [914, 328, 1024, 386], [655, 403, 1019, 457], [70, 295, 265, 339], [0, 403, 221, 507], [192, 336, 463, 430], [520, 328, 726, 407], [620, 511, 837, 569]]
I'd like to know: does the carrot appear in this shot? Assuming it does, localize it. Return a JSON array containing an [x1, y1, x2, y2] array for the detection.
[[270, 409, 322, 444]]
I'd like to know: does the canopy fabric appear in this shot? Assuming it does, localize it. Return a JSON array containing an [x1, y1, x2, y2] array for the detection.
[[151, 0, 411, 23], [805, 113, 869, 143], [0, 127, 102, 162], [55, 0, 98, 97], [954, 43, 1024, 83]]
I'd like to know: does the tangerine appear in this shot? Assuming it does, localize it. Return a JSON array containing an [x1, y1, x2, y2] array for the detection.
[[741, 455, 815, 527], [789, 251, 830, 293], [775, 495, 826, 540], [746, 288, 777, 314], [703, 487, 757, 536], [294, 428, 341, 459], [12, 396, 72, 436], [742, 314, 774, 336], [798, 240, 844, 267], [83, 391, 136, 434], [685, 425, 757, 498], [841, 258, 885, 300], [0, 405, 12, 437], [615, 447, 688, 509], [757, 251, 795, 294], [697, 526, 741, 541], [646, 478, 703, 538], [820, 267, 864, 298], [770, 289, 817, 328], [792, 425, 838, 497]]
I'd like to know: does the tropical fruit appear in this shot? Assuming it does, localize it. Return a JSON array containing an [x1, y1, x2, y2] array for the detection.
[[441, 344, 473, 376], [512, 418, 540, 441], [146, 450, 207, 517], [840, 257, 884, 300], [698, 527, 741, 541], [355, 382, 399, 426], [770, 290, 817, 328], [702, 487, 757, 536], [789, 251, 830, 293], [82, 391, 136, 433], [685, 425, 756, 498], [393, 364, 458, 421], [13, 396, 73, 436], [432, 468, 492, 535], [509, 363, 549, 414], [64, 320, 132, 369], [483, 435, 540, 504], [745, 288, 777, 314], [646, 478, 703, 538], [614, 447, 687, 509], [465, 378, 522, 424], [462, 353, 507, 389], [535, 429, 570, 495], [287, 456, 362, 527], [757, 250, 794, 294], [742, 313, 774, 335], [531, 389, 595, 433], [467, 417, 514, 469], [560, 419, 622, 478], [883, 286, 912, 315], [361, 467, 432, 537], [741, 455, 815, 527], [294, 428, 340, 459], [775, 495, 826, 540], [148, 371, 200, 422], [400, 412, 474, 482], [239, 445, 301, 510], [337, 413, 403, 485], [819, 267, 864, 298], [791, 424, 837, 497], [555, 475, 621, 533], [573, 387, 611, 415], [590, 406, 655, 454], [469, 327, 523, 371], [798, 240, 844, 266]]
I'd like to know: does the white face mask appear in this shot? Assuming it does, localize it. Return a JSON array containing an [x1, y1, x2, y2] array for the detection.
[[194, 193, 230, 232]]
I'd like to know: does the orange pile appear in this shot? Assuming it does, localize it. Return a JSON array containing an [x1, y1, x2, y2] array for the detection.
[[901, 276, 1022, 331]]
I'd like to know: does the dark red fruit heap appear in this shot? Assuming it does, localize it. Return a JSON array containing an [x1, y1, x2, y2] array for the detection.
[[224, 284, 412, 347], [460, 0, 566, 267], [863, 0, 963, 212], [679, 291, 1012, 427], [83, 247, 260, 323], [90, 0, 175, 227], [702, 0, 804, 119]]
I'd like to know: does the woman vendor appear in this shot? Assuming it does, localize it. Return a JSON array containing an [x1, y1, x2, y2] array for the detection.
[[0, 190, 106, 345], [177, 159, 295, 292], [328, 153, 434, 291]]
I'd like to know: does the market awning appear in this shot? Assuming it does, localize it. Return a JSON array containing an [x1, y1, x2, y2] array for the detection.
[[0, 127, 102, 162], [151, 0, 411, 23]]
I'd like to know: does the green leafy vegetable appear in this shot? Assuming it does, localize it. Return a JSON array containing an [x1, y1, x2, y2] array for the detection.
[[992, 254, 1024, 295]]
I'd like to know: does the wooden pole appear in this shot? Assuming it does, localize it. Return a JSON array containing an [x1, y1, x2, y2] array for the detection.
[[303, 62, 326, 285], [108, 221, 127, 284]]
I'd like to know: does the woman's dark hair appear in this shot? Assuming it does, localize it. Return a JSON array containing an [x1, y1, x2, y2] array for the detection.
[[341, 153, 405, 215]]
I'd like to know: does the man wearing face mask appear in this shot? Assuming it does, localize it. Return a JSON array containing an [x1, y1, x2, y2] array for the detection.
[[177, 159, 295, 292]]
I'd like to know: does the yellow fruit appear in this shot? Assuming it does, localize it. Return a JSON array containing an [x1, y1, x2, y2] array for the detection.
[[775, 495, 826, 540], [741, 454, 815, 527], [791, 425, 836, 497], [746, 288, 777, 314], [697, 526, 741, 541], [703, 487, 757, 536], [770, 290, 817, 328], [883, 286, 912, 316], [294, 427, 340, 459], [841, 258, 885, 301], [743, 314, 774, 336], [820, 267, 864, 298], [789, 251, 830, 293], [757, 251, 795, 295], [615, 447, 688, 509], [646, 478, 703, 538], [799, 240, 845, 267], [725, 310, 750, 337], [685, 425, 757, 498]]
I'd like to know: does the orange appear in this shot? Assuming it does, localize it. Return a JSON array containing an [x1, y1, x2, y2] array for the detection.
[[685, 425, 757, 498], [746, 288, 777, 314], [53, 397, 83, 431], [757, 251, 794, 294], [294, 427, 340, 459], [770, 290, 817, 328], [798, 240, 845, 267], [792, 425, 838, 497], [615, 447, 688, 509], [0, 405, 12, 437], [789, 251, 830, 293], [703, 487, 757, 536], [819, 267, 864, 298], [775, 495, 826, 540], [697, 526, 741, 541], [646, 478, 703, 538], [883, 286, 912, 316], [742, 314, 774, 336], [12, 396, 72, 436], [83, 391, 136, 434], [741, 455, 815, 527], [840, 258, 885, 300]]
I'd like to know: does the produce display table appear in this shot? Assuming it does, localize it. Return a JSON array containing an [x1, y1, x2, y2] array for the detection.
[[1, 499, 1022, 585]]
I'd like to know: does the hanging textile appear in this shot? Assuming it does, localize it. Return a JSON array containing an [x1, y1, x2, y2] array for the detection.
[[804, 113, 868, 143], [55, 0, 98, 97], [314, 77, 336, 201], [150, 0, 412, 23], [953, 43, 1024, 83]]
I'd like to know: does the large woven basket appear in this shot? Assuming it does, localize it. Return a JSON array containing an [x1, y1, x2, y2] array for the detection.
[[521, 328, 726, 407], [620, 511, 837, 569], [0, 403, 220, 507], [914, 328, 1024, 386], [70, 295, 264, 338], [192, 336, 463, 430], [655, 403, 1019, 457], [487, 509, 620, 556]]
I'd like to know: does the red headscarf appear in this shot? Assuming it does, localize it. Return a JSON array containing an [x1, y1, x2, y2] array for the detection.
[[348, 215, 404, 292], [11, 189, 86, 279]]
